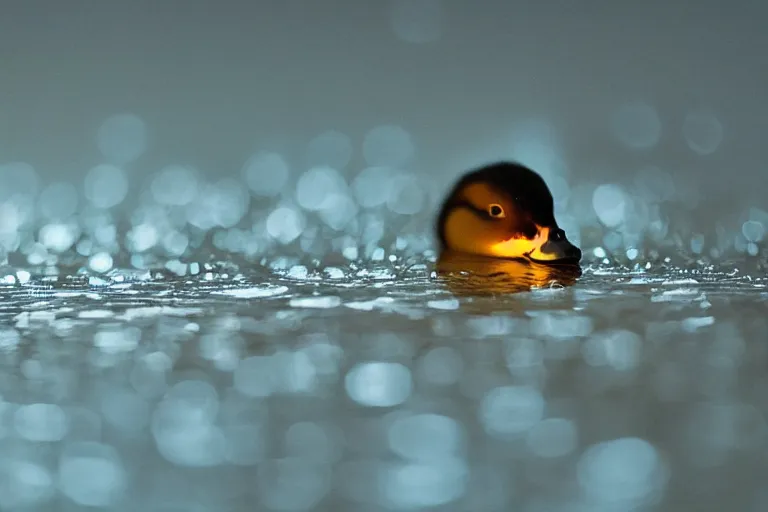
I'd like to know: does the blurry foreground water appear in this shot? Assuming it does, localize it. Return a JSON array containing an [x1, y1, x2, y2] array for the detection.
[[0, 259, 766, 512]]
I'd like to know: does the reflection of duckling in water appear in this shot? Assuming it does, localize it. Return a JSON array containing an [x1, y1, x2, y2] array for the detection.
[[436, 251, 581, 295], [434, 161, 582, 295]]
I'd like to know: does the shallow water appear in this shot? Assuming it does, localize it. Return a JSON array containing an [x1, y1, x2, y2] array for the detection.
[[0, 261, 766, 511]]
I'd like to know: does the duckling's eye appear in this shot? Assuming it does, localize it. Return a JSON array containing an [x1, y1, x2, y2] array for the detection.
[[488, 204, 505, 218]]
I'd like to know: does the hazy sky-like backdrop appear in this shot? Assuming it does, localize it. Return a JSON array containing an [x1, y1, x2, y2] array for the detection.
[[2, 1, 767, 241]]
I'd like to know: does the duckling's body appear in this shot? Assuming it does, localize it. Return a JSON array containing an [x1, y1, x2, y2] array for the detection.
[[436, 161, 581, 264]]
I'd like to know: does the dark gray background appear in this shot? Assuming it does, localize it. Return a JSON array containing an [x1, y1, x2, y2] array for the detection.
[[2, 1, 766, 245]]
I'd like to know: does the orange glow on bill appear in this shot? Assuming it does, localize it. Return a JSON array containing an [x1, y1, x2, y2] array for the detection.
[[490, 227, 550, 259]]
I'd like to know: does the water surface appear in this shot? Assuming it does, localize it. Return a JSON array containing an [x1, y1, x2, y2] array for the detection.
[[0, 261, 766, 511]]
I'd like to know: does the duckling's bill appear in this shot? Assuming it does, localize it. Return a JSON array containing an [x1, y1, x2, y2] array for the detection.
[[491, 226, 581, 264]]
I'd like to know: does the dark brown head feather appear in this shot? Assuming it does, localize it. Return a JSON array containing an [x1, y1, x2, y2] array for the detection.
[[436, 161, 558, 247]]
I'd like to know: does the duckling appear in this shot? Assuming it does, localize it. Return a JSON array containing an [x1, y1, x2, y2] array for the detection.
[[436, 161, 582, 264]]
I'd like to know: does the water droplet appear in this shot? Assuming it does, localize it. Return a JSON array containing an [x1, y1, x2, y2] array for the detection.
[[577, 437, 664, 505], [84, 164, 129, 209], [592, 184, 627, 228], [690, 233, 705, 254], [742, 220, 765, 243], [89, 252, 113, 273], [0, 328, 21, 349], [266, 207, 305, 244], [317, 194, 358, 231], [582, 329, 643, 371], [289, 296, 342, 309], [426, 298, 460, 310], [295, 166, 347, 211], [384, 459, 468, 508], [187, 179, 250, 230], [683, 108, 724, 155], [479, 385, 545, 437], [0, 460, 53, 509], [213, 285, 289, 299], [39, 182, 78, 219], [39, 223, 79, 253], [58, 441, 126, 507], [242, 151, 290, 197], [345, 361, 412, 407], [151, 165, 198, 206], [94, 326, 141, 353], [14, 403, 68, 441], [352, 166, 395, 208], [127, 223, 159, 252], [151, 381, 226, 467]]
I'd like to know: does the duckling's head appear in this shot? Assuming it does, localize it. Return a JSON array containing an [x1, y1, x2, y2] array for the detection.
[[436, 161, 581, 264]]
